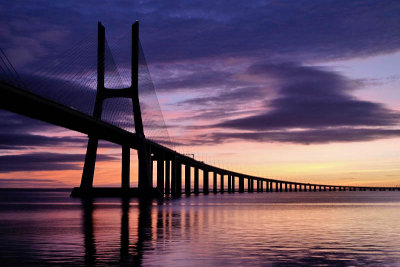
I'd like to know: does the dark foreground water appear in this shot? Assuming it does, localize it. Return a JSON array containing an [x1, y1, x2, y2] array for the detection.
[[0, 190, 400, 266]]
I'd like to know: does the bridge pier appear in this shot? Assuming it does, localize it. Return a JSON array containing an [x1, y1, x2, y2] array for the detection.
[[80, 137, 99, 190], [176, 160, 182, 196], [228, 175, 232, 193], [171, 158, 177, 196], [156, 155, 164, 195], [213, 172, 218, 194], [248, 178, 252, 193], [165, 159, 170, 196], [122, 145, 130, 192], [220, 174, 224, 193], [203, 170, 209, 194], [278, 182, 282, 192], [194, 167, 199, 194], [260, 180, 263, 192], [239, 176, 245, 193], [185, 164, 191, 195], [232, 176, 235, 193]]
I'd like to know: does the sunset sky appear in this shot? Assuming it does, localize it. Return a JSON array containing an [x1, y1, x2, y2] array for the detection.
[[0, 0, 399, 188]]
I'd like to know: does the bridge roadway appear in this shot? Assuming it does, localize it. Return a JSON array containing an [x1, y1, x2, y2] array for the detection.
[[1, 81, 399, 196]]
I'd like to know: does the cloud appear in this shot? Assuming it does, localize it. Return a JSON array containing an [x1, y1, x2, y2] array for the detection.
[[207, 128, 400, 145], [0, 178, 68, 187], [1, 0, 400, 150], [180, 86, 265, 106], [0, 133, 85, 150], [2, 1, 400, 68], [202, 62, 400, 144], [0, 152, 118, 172], [0, 111, 86, 150], [218, 63, 399, 130]]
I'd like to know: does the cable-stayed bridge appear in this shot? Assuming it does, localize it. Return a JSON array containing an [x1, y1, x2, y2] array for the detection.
[[0, 22, 398, 197]]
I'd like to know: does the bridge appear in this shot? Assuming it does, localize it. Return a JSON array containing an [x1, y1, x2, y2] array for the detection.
[[0, 22, 398, 197]]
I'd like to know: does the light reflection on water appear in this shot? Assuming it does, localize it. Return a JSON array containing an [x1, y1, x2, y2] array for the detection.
[[0, 190, 400, 266]]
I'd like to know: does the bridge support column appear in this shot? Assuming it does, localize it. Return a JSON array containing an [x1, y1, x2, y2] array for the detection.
[[220, 174, 224, 193], [171, 157, 177, 196], [248, 178, 252, 193], [260, 180, 263, 192], [165, 159, 170, 195], [203, 170, 209, 194], [176, 160, 182, 196], [121, 145, 130, 192], [213, 172, 218, 194], [194, 167, 199, 194], [285, 183, 288, 192], [232, 176, 235, 193], [185, 164, 191, 195], [256, 180, 260, 192], [81, 137, 99, 190], [277, 182, 280, 192], [156, 156, 164, 195], [228, 175, 232, 193], [150, 155, 153, 189], [239, 176, 244, 193]]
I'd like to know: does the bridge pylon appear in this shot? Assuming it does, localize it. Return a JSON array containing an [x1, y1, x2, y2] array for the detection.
[[79, 21, 152, 196]]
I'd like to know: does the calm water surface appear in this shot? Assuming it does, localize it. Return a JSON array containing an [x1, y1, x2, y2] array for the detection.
[[0, 190, 400, 266]]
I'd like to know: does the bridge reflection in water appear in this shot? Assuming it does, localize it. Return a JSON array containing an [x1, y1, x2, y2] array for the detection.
[[82, 198, 153, 266], [76, 192, 400, 266]]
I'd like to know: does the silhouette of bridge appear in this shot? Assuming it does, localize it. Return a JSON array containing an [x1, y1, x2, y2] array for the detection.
[[0, 22, 398, 197]]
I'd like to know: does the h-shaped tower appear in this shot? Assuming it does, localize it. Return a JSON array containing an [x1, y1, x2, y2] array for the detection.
[[79, 22, 151, 194]]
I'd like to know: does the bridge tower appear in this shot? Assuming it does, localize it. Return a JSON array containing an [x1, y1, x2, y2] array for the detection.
[[80, 21, 151, 195]]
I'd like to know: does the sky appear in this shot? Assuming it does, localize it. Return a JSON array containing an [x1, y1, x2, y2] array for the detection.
[[0, 0, 399, 188]]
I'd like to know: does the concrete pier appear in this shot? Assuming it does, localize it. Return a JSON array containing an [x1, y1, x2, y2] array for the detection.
[[239, 176, 245, 193], [185, 164, 190, 195], [228, 175, 232, 193], [165, 160, 170, 195], [220, 174, 224, 193], [213, 172, 218, 194], [194, 167, 199, 194], [203, 170, 209, 194], [157, 157, 164, 195]]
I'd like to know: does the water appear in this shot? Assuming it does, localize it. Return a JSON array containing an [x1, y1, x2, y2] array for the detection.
[[0, 190, 400, 266]]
